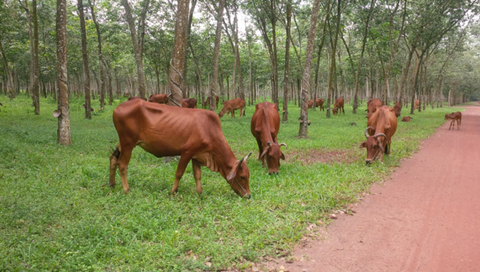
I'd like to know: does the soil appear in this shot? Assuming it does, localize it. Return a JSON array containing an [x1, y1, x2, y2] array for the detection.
[[252, 104, 480, 272]]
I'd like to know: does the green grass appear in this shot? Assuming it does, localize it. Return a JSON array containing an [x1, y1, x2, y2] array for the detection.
[[0, 94, 463, 271]]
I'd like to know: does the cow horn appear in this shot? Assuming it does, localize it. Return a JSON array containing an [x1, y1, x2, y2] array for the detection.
[[243, 152, 252, 162], [364, 127, 371, 138], [374, 133, 387, 139], [280, 143, 287, 148]]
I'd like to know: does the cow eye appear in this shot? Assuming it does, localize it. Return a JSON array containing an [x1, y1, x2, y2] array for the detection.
[[241, 176, 246, 180]]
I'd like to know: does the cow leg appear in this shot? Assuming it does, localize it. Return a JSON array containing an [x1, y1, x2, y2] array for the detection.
[[255, 138, 263, 161], [171, 154, 193, 194], [109, 146, 120, 187], [117, 145, 134, 194], [192, 159, 202, 194]]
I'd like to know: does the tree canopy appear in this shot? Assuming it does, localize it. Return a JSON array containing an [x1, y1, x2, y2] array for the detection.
[[1, 0, 480, 106]]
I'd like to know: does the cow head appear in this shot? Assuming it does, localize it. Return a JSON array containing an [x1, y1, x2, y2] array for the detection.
[[360, 127, 386, 165], [227, 153, 252, 198], [218, 108, 227, 118], [444, 113, 454, 120], [260, 142, 287, 175], [332, 108, 338, 115]]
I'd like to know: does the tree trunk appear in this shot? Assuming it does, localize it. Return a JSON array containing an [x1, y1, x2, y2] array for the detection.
[[326, 0, 342, 119], [169, 0, 189, 106], [353, 0, 375, 113], [282, 0, 292, 122], [56, 0, 72, 145], [78, 0, 92, 119], [121, 0, 149, 100], [88, 0, 106, 109], [298, 0, 322, 138], [30, 0, 40, 114], [210, 0, 224, 111]]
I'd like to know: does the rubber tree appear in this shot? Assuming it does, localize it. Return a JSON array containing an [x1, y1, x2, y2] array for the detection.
[[78, 0, 92, 119], [56, 0, 72, 145], [298, 0, 322, 138], [210, 0, 225, 111]]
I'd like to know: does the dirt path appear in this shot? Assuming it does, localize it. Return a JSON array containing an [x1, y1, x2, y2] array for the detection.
[[260, 104, 480, 272]]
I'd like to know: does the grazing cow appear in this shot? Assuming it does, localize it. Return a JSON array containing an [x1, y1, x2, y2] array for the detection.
[[401, 116, 412, 122], [203, 95, 220, 109], [148, 94, 169, 104], [332, 98, 345, 115], [219, 98, 246, 118], [181, 98, 197, 108], [109, 99, 252, 198], [308, 98, 325, 111], [250, 102, 287, 174], [444, 111, 462, 130], [360, 106, 398, 164], [393, 101, 402, 117], [414, 99, 420, 110], [365, 99, 383, 118]]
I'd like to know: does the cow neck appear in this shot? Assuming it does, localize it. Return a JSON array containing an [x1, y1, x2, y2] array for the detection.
[[260, 108, 276, 146], [373, 108, 389, 135], [213, 141, 239, 182]]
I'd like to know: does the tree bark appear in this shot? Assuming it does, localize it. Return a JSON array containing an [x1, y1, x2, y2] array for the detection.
[[78, 0, 92, 119], [282, 0, 292, 122], [353, 0, 375, 114], [326, 0, 342, 119], [298, 0, 322, 137], [88, 0, 106, 109], [56, 0, 72, 145], [121, 0, 149, 100], [169, 0, 189, 106], [31, 0, 40, 114], [210, 0, 225, 111]]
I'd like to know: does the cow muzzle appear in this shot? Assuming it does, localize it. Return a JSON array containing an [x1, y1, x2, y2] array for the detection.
[[365, 159, 372, 165]]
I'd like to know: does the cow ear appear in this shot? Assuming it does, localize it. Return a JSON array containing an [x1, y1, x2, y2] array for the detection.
[[280, 152, 285, 160], [360, 142, 366, 149], [227, 160, 240, 180]]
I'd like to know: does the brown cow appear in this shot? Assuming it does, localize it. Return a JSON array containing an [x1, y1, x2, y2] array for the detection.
[[393, 101, 402, 117], [308, 98, 324, 111], [203, 95, 220, 109], [148, 94, 169, 104], [219, 98, 246, 118], [332, 98, 345, 115], [445, 111, 462, 130], [109, 99, 252, 198], [251, 102, 287, 174], [365, 98, 383, 118], [181, 98, 197, 108], [414, 99, 420, 110], [401, 116, 412, 122], [360, 106, 398, 164]]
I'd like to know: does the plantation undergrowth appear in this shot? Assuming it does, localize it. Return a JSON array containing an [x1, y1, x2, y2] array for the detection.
[[0, 94, 462, 271]]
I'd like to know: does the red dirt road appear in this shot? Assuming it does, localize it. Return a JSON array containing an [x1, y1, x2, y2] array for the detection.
[[265, 104, 480, 272]]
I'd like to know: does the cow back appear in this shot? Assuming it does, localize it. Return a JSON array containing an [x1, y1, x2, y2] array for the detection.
[[367, 99, 382, 114], [367, 106, 397, 138], [148, 94, 169, 104]]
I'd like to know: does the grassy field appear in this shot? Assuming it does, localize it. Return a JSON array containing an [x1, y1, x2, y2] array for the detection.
[[0, 94, 462, 271]]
